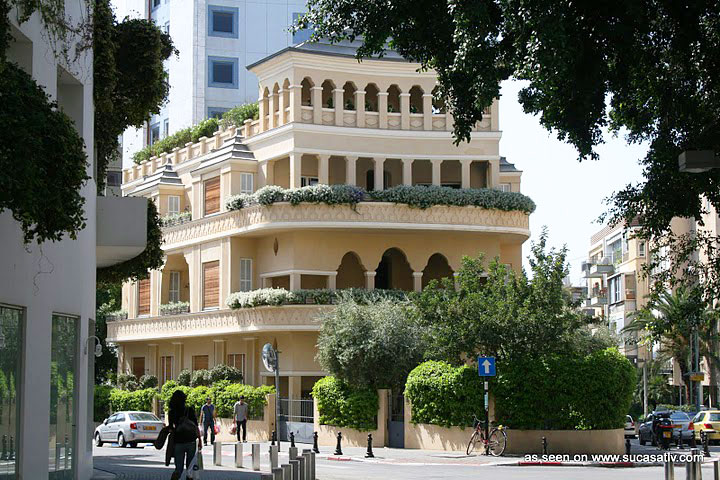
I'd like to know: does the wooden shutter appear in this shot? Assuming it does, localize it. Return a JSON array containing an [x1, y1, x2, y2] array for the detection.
[[204, 177, 220, 215], [203, 261, 220, 309], [132, 357, 145, 379], [192, 355, 209, 371], [137, 278, 150, 316]]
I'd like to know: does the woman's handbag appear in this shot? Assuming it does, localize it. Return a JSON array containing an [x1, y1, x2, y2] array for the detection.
[[154, 425, 170, 449], [230, 423, 236, 435], [213, 424, 220, 435]]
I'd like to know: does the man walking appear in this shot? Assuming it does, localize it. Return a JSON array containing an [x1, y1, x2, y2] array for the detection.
[[200, 397, 217, 446], [233, 396, 249, 442]]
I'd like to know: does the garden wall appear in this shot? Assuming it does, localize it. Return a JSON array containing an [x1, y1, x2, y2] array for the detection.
[[313, 389, 389, 448]]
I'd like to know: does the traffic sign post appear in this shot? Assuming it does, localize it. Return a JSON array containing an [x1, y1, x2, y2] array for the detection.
[[478, 357, 496, 455]]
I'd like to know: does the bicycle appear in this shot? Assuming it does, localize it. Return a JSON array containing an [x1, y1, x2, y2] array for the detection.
[[466, 415, 507, 456]]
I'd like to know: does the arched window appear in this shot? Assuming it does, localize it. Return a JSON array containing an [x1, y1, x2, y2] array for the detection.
[[321, 80, 335, 108], [387, 85, 401, 113], [409, 86, 424, 113], [365, 83, 379, 112], [301, 77, 314, 106], [336, 252, 365, 289], [422, 253, 454, 289], [375, 248, 413, 291], [342, 81, 357, 110]]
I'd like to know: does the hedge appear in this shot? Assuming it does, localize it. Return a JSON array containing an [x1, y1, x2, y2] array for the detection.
[[227, 288, 408, 309], [404, 361, 483, 428], [158, 380, 274, 419], [493, 348, 635, 430], [311, 376, 378, 431], [226, 184, 536, 214], [95, 385, 113, 421], [109, 388, 157, 412]]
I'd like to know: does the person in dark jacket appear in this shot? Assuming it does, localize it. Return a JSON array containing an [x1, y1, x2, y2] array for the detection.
[[168, 390, 201, 477]]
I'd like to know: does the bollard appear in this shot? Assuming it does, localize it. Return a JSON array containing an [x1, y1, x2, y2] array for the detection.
[[312, 432, 320, 454], [213, 441, 223, 466], [692, 432, 698, 449], [269, 444, 279, 469], [714, 458, 719, 480], [625, 437, 631, 455], [252, 443, 261, 471], [289, 445, 298, 460], [309, 451, 316, 480], [235, 442, 243, 468], [542, 436, 548, 455], [289, 459, 300, 480], [302, 450, 311, 480], [9, 437, 14, 461], [366, 433, 375, 458], [281, 463, 292, 480], [272, 467, 284, 480], [704, 430, 711, 457], [271, 430, 277, 446], [689, 448, 700, 480], [1, 435, 7, 461], [334, 432, 343, 456], [290, 431, 296, 448], [664, 456, 675, 480], [679, 433, 684, 450], [297, 455, 306, 480]]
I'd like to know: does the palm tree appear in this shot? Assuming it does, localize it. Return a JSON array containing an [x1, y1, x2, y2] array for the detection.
[[623, 287, 720, 405]]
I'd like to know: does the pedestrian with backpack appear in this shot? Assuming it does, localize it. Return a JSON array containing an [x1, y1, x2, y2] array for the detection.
[[168, 390, 202, 479]]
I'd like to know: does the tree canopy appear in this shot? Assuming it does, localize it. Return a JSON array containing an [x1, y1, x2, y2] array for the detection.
[[296, 1, 720, 234]]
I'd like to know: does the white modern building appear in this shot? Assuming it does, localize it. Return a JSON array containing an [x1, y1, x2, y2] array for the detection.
[[113, 0, 312, 167], [2, 3, 148, 478]]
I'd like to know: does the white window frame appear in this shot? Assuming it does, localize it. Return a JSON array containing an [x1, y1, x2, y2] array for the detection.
[[239, 258, 252, 292], [638, 241, 646, 257], [240, 173, 254, 194], [499, 183, 511, 193], [301, 176, 318, 187], [169, 271, 180, 303], [168, 195, 180, 215]]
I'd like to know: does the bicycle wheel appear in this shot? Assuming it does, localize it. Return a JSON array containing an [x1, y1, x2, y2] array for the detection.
[[488, 428, 507, 456], [466, 431, 480, 455]]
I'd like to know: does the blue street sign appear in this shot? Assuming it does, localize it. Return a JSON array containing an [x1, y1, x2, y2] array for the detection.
[[478, 356, 496, 377]]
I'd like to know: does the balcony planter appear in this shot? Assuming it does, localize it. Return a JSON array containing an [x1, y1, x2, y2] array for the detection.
[[106, 310, 128, 322], [159, 302, 190, 316]]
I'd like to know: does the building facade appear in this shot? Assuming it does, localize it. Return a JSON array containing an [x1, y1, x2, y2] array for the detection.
[[113, 0, 312, 167], [111, 40, 531, 402], [3, 3, 147, 478]]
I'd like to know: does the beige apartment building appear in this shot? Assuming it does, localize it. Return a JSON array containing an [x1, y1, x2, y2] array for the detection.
[[108, 39, 531, 401]]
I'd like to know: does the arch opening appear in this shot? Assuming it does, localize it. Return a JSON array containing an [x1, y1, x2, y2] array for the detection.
[[375, 248, 413, 291]]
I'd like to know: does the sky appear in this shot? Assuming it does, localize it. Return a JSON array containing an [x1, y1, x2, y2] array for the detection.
[[497, 80, 648, 285]]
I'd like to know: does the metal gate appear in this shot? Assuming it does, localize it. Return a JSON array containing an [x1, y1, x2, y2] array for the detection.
[[279, 398, 314, 444], [388, 391, 405, 448]]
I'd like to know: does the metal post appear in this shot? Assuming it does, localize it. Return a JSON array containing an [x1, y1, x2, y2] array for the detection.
[[643, 361, 649, 418], [276, 350, 282, 451], [252, 443, 260, 471], [213, 441, 223, 466], [542, 436, 548, 455], [289, 445, 298, 460], [696, 325, 702, 411], [664, 456, 675, 480], [484, 380, 489, 455], [270, 444, 279, 469], [714, 458, 719, 480], [272, 467, 283, 480], [281, 464, 292, 480], [235, 442, 243, 468], [302, 450, 312, 480], [297, 455, 306, 480], [290, 431, 296, 448], [334, 432, 343, 456], [625, 438, 631, 455], [312, 432, 320, 454], [703, 430, 711, 457], [366, 433, 375, 458], [289, 459, 300, 480]]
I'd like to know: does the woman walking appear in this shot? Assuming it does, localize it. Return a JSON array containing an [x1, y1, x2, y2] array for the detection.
[[168, 390, 201, 479]]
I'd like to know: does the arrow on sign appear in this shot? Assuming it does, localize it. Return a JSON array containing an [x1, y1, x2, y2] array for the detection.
[[482, 359, 492, 375]]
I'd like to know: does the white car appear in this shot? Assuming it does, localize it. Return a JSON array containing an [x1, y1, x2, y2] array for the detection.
[[94, 411, 164, 448], [625, 415, 637, 438]]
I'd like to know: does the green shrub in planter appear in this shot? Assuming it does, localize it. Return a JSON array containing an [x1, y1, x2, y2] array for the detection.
[[177, 369, 192, 386], [190, 369, 212, 387], [158, 380, 191, 405], [117, 373, 137, 390], [186, 385, 212, 414], [213, 383, 275, 419], [405, 361, 482, 428], [368, 185, 536, 213], [209, 364, 243, 383], [109, 388, 157, 412], [311, 376, 378, 431], [139, 374, 159, 389]]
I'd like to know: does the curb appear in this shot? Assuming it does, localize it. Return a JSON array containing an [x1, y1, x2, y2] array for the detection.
[[512, 461, 663, 468]]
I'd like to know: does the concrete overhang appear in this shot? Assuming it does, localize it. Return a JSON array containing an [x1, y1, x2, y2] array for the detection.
[[96, 196, 147, 267]]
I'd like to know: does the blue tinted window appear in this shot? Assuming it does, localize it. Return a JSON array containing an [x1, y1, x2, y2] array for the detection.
[[209, 5, 238, 38], [208, 57, 238, 88], [207, 107, 230, 119]]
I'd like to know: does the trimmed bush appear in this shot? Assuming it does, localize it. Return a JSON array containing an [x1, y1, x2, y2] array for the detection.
[[226, 184, 535, 214], [109, 388, 157, 412], [95, 385, 113, 421], [116, 373, 137, 390], [133, 117, 220, 164], [190, 369, 212, 387], [311, 376, 378, 431], [404, 361, 483, 428], [158, 380, 191, 405], [227, 287, 408, 309], [177, 369, 192, 386], [219, 103, 259, 129], [209, 364, 243, 383], [139, 374, 159, 389], [493, 348, 635, 430], [213, 383, 275, 419]]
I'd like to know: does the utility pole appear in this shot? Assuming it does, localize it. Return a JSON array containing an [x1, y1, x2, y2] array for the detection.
[[642, 360, 649, 418], [695, 323, 701, 411]]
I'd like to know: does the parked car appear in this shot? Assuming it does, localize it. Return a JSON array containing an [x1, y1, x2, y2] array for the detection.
[[668, 411, 693, 443], [94, 411, 164, 448], [639, 411, 693, 446], [625, 415, 637, 438], [691, 410, 720, 443], [638, 413, 657, 445]]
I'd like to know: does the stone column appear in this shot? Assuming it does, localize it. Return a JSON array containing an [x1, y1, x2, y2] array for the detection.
[[244, 338, 257, 386], [289, 84, 302, 123], [461, 159, 471, 189], [150, 269, 163, 316], [365, 271, 376, 290], [378, 92, 389, 129], [318, 154, 330, 185], [488, 158, 500, 189], [288, 376, 302, 400], [148, 344, 159, 377], [220, 237, 232, 304], [327, 273, 337, 290], [402, 159, 413, 186], [311, 86, 323, 124], [373, 157, 385, 191], [191, 179, 202, 220], [422, 94, 433, 130], [117, 345, 125, 376], [289, 153, 301, 189], [345, 156, 358, 186], [490, 98, 499, 131], [431, 159, 442, 186], [445, 111, 454, 131], [183, 249, 199, 313], [269, 91, 277, 129], [172, 342, 184, 378], [413, 272, 423, 292], [278, 89, 287, 125], [333, 88, 344, 126], [400, 92, 410, 130], [355, 90, 366, 127], [258, 95, 267, 132], [213, 339, 227, 368], [289, 272, 301, 290], [260, 160, 275, 188]]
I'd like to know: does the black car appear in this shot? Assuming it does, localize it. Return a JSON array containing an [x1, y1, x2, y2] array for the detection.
[[639, 410, 691, 446]]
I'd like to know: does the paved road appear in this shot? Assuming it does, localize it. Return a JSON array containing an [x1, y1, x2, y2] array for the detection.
[[93, 437, 719, 480]]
